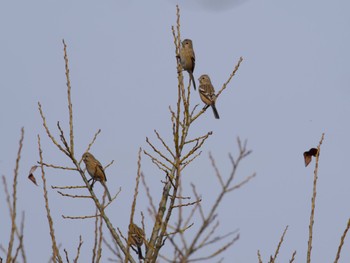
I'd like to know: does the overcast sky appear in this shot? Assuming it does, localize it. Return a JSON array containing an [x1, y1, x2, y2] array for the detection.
[[1, 0, 350, 262]]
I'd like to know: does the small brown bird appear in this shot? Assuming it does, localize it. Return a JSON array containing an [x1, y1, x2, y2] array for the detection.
[[82, 152, 112, 201], [179, 39, 196, 90], [303, 148, 319, 167], [128, 222, 145, 259], [198, 74, 220, 119]]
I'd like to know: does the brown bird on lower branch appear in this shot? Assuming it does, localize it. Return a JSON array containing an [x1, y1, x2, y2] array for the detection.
[[128, 222, 145, 260], [82, 152, 112, 201]]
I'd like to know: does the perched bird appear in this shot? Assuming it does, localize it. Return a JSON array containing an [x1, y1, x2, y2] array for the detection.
[[128, 222, 145, 259], [179, 39, 196, 90], [198, 74, 220, 119], [82, 152, 112, 201], [303, 148, 319, 167]]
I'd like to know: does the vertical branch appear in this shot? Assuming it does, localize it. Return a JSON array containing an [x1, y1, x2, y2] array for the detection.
[[271, 225, 288, 262], [62, 39, 74, 157], [173, 4, 182, 158], [146, 6, 183, 261], [125, 148, 143, 263], [73, 236, 83, 263], [37, 135, 63, 263], [306, 133, 325, 263], [289, 251, 297, 263], [333, 218, 350, 263], [92, 208, 99, 263], [6, 128, 24, 263], [96, 195, 106, 263], [18, 212, 27, 263]]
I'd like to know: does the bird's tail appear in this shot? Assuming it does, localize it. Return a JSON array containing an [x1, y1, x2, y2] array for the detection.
[[189, 72, 196, 90], [137, 246, 144, 260], [212, 104, 220, 119], [101, 181, 112, 201]]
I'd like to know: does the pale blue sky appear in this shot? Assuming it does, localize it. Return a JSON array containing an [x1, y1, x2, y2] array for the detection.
[[1, 0, 350, 262]]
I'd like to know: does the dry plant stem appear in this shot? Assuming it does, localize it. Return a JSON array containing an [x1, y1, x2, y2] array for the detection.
[[257, 250, 263, 263], [177, 184, 189, 252], [61, 190, 120, 220], [333, 218, 350, 263], [191, 184, 205, 221], [37, 135, 63, 263], [197, 221, 220, 249], [63, 215, 99, 220], [161, 236, 184, 261], [146, 137, 175, 166], [140, 172, 157, 216], [63, 249, 70, 263], [17, 212, 27, 263], [102, 237, 119, 259], [52, 185, 87, 190], [104, 160, 115, 170], [166, 223, 194, 237], [216, 56, 243, 98], [182, 197, 200, 232], [2, 177, 27, 263], [6, 128, 24, 263], [97, 196, 106, 263], [11, 212, 26, 263], [289, 250, 296, 263], [73, 236, 83, 263], [306, 133, 325, 263], [125, 148, 143, 263], [38, 102, 70, 157], [209, 152, 224, 188], [79, 129, 101, 165], [180, 132, 211, 163], [171, 199, 201, 209], [188, 234, 239, 262], [154, 130, 175, 159], [150, 160, 182, 262], [92, 208, 99, 263], [143, 150, 171, 172], [62, 39, 74, 157], [57, 191, 91, 198], [271, 225, 288, 262], [40, 162, 78, 171]]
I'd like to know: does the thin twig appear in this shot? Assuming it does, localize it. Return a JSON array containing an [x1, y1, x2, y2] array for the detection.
[[6, 128, 24, 263], [38, 102, 70, 157], [289, 250, 297, 263], [272, 225, 288, 262], [334, 218, 350, 263], [38, 162, 78, 171], [62, 39, 74, 157], [73, 236, 83, 263], [79, 129, 101, 165], [38, 135, 63, 263], [257, 250, 263, 263]]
